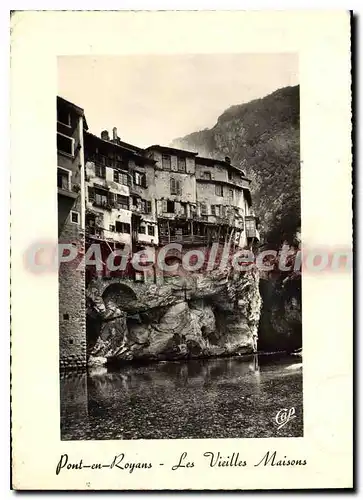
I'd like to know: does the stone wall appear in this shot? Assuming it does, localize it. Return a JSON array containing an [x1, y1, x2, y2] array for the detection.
[[58, 194, 87, 369]]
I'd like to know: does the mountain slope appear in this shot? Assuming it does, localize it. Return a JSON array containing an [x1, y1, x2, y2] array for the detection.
[[171, 85, 300, 247]]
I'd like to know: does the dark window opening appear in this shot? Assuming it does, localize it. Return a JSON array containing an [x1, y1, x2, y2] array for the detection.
[[115, 221, 131, 234], [63, 313, 69, 320], [215, 184, 223, 197], [167, 200, 175, 213], [94, 189, 108, 207], [139, 226, 146, 234], [148, 225, 155, 236], [57, 168, 69, 190], [71, 211, 79, 224], [95, 164, 106, 178], [116, 195, 129, 210], [57, 133, 74, 156], [57, 108, 71, 126]]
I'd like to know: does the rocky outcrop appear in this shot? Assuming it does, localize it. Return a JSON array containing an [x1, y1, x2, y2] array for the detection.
[[258, 275, 302, 352], [86, 268, 261, 365]]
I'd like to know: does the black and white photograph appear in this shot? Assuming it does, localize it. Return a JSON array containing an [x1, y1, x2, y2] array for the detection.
[[10, 10, 353, 490], [57, 54, 303, 441]]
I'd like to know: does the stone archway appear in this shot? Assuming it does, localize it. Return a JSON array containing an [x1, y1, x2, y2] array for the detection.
[[102, 282, 138, 312]]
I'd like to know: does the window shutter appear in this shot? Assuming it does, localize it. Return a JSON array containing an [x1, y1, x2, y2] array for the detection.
[[170, 178, 176, 194], [88, 186, 95, 202], [162, 200, 167, 212], [177, 180, 182, 195]]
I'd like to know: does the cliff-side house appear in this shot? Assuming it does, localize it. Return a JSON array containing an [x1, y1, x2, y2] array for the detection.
[[57, 96, 88, 369]]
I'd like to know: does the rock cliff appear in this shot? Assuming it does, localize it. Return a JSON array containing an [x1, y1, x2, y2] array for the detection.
[[171, 85, 301, 352], [86, 268, 261, 366], [171, 85, 300, 247]]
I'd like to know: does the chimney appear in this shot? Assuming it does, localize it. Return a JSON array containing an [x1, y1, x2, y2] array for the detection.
[[112, 127, 118, 141], [101, 130, 109, 141], [225, 156, 231, 164]]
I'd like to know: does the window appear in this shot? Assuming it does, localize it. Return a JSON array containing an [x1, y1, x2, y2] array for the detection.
[[117, 195, 129, 210], [70, 211, 79, 224], [113, 170, 118, 182], [57, 168, 70, 190], [229, 188, 234, 199], [120, 173, 129, 185], [180, 202, 187, 215], [139, 226, 146, 234], [145, 201, 152, 214], [88, 186, 95, 202], [203, 171, 211, 180], [57, 108, 71, 127], [115, 221, 131, 234], [57, 132, 74, 156], [148, 225, 155, 236], [134, 171, 146, 187], [94, 189, 108, 206], [215, 184, 223, 197], [109, 225, 115, 232], [95, 164, 106, 178], [211, 205, 216, 216], [167, 200, 175, 213], [200, 203, 207, 215], [228, 170, 233, 181], [162, 154, 171, 170], [63, 313, 69, 321], [177, 157, 186, 172], [170, 178, 181, 195], [245, 218, 256, 231], [134, 171, 142, 186]]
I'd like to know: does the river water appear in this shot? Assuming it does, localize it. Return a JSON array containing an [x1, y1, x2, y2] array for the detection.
[[60, 353, 303, 440]]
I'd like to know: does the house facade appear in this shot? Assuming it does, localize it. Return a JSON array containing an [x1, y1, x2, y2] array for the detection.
[[57, 97, 260, 367], [57, 97, 87, 369], [195, 155, 260, 249]]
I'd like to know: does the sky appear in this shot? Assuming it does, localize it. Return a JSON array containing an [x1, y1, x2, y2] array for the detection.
[[58, 54, 298, 148]]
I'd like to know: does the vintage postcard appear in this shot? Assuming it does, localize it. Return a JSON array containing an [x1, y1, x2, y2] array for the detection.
[[11, 10, 353, 490]]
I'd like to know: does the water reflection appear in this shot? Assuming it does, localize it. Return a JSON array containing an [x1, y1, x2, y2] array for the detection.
[[60, 354, 303, 440]]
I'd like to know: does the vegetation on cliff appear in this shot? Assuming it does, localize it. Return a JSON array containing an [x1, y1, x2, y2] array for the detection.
[[172, 85, 300, 247], [172, 85, 301, 352]]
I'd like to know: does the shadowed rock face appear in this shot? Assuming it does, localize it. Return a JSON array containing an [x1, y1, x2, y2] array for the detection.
[[86, 269, 261, 365]]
